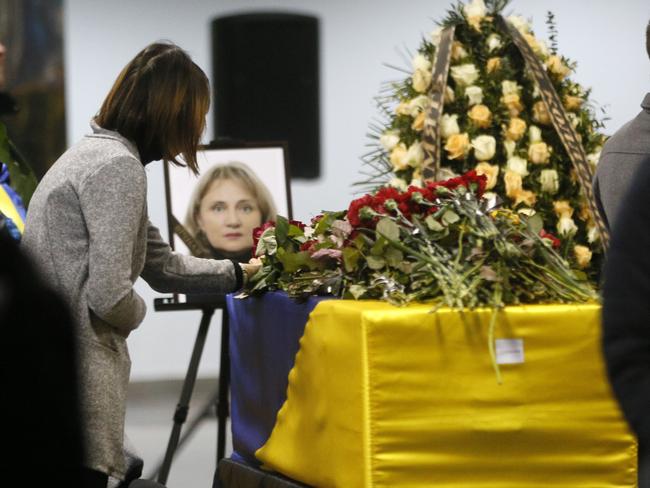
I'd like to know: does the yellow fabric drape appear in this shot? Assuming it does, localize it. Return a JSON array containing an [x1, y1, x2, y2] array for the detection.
[[256, 301, 637, 487], [0, 185, 24, 233]]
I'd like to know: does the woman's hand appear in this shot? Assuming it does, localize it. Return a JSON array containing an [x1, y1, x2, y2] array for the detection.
[[240, 258, 262, 284]]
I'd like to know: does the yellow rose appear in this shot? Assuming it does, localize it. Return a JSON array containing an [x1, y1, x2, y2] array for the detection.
[[553, 200, 574, 219], [546, 55, 571, 79], [411, 111, 426, 132], [502, 93, 524, 117], [390, 143, 409, 171], [564, 95, 583, 112], [486, 57, 502, 74], [513, 189, 537, 207], [468, 104, 492, 128], [579, 203, 591, 222], [504, 170, 523, 198], [573, 245, 592, 269], [505, 117, 527, 141], [412, 69, 432, 93], [444, 86, 455, 103], [528, 142, 551, 164], [475, 162, 499, 190], [532, 101, 552, 125], [444, 133, 470, 160]]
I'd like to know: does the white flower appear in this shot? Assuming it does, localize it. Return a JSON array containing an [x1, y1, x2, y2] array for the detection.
[[463, 0, 487, 19], [380, 130, 400, 151], [465, 85, 484, 105], [472, 135, 496, 161], [539, 169, 559, 194], [487, 33, 502, 52], [412, 70, 432, 93], [506, 156, 529, 176], [587, 149, 602, 169], [389, 177, 408, 191], [518, 208, 536, 217], [537, 39, 550, 58], [557, 216, 578, 237], [450, 63, 479, 86], [431, 27, 443, 47], [303, 225, 315, 239], [528, 125, 542, 144], [412, 53, 432, 73], [438, 167, 458, 181], [587, 225, 600, 244], [567, 112, 580, 129], [507, 15, 531, 34], [405, 142, 424, 167], [504, 140, 517, 158], [532, 83, 541, 98], [502, 80, 520, 96], [441, 114, 460, 139]]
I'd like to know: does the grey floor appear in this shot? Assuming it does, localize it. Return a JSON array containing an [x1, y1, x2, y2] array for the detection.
[[125, 378, 231, 488]]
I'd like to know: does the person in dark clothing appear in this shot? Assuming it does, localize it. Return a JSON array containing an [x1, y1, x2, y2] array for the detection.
[[0, 215, 84, 487], [594, 22, 650, 230]]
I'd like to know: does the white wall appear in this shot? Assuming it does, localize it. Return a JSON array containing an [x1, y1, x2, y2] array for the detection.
[[64, 0, 650, 380]]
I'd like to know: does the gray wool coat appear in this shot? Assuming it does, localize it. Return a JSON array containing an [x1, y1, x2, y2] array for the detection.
[[594, 93, 650, 230], [22, 122, 239, 479]]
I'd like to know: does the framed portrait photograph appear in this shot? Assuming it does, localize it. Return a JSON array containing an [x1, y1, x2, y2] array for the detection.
[[164, 141, 292, 260]]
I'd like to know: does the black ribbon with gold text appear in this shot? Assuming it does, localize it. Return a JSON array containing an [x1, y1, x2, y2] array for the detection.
[[422, 26, 456, 181], [495, 15, 609, 251]]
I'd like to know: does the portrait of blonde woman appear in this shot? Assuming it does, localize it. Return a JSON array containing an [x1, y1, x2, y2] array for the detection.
[[185, 161, 277, 263]]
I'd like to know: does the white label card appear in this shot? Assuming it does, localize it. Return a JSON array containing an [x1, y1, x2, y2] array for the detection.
[[495, 338, 525, 365]]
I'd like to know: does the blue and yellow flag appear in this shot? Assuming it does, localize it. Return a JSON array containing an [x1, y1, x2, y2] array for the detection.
[[0, 163, 26, 235]]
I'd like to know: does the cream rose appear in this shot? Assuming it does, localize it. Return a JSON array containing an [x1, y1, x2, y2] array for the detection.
[[502, 93, 524, 117], [465, 85, 484, 105], [573, 245, 592, 269], [444, 133, 470, 160], [411, 111, 426, 132], [405, 142, 424, 167], [472, 135, 496, 161], [452, 41, 468, 61], [408, 95, 430, 116], [504, 140, 517, 158], [380, 130, 400, 151], [464, 0, 487, 19], [587, 225, 600, 244], [514, 189, 537, 207], [587, 149, 602, 169], [412, 69, 432, 93], [468, 104, 492, 128], [486, 57, 502, 74], [487, 33, 502, 52], [475, 162, 499, 190], [564, 95, 583, 111], [532, 101, 552, 125], [395, 101, 411, 116], [441, 114, 460, 139], [539, 169, 559, 194], [504, 170, 523, 198], [450, 63, 480, 86], [444, 86, 456, 103], [507, 15, 530, 34], [502, 80, 520, 96], [390, 143, 409, 171], [546, 55, 571, 79], [568, 112, 580, 129], [528, 142, 551, 164], [553, 200, 574, 219], [505, 117, 527, 141], [389, 177, 408, 191], [506, 156, 529, 176], [431, 27, 443, 47], [557, 216, 578, 237], [528, 125, 542, 144]]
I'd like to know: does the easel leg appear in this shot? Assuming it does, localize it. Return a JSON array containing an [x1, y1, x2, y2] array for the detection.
[[155, 307, 215, 485]]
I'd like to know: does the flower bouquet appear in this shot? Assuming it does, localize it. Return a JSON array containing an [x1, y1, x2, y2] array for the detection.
[[362, 0, 608, 282]]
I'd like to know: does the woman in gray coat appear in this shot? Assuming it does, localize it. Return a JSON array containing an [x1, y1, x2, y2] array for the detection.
[[21, 42, 259, 487]]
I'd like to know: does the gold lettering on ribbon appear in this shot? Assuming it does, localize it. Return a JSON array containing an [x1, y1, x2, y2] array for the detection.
[[422, 26, 456, 181], [495, 16, 609, 251]]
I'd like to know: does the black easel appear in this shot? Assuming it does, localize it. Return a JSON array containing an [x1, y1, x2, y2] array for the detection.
[[147, 296, 231, 485]]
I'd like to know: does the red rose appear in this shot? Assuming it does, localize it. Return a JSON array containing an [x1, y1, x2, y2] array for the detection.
[[539, 229, 561, 249], [289, 219, 306, 230], [252, 221, 275, 251]]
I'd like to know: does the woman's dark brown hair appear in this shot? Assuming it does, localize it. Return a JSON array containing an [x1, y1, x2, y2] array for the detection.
[[95, 42, 209, 174]]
